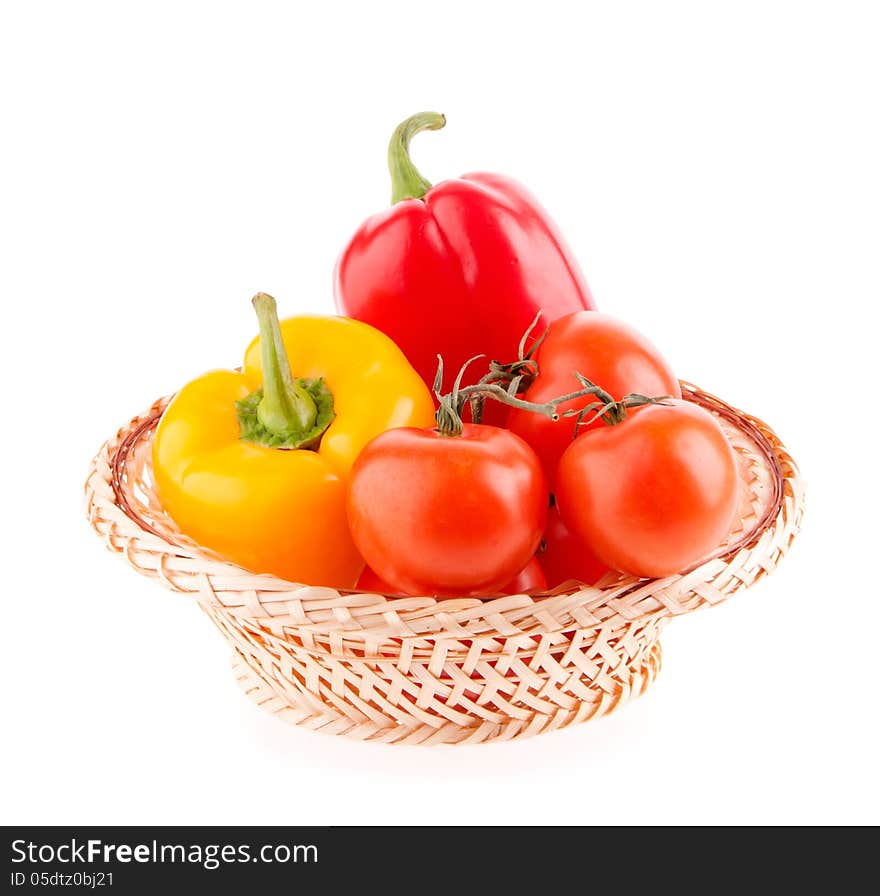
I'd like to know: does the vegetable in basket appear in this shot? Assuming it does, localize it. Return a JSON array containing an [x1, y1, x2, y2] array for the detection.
[[540, 505, 609, 588], [334, 111, 595, 420], [502, 556, 547, 594], [346, 359, 563, 597], [556, 397, 739, 578], [152, 294, 435, 587]]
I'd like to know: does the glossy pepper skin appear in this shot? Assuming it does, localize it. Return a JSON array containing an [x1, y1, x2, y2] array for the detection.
[[152, 296, 435, 588], [335, 112, 595, 410]]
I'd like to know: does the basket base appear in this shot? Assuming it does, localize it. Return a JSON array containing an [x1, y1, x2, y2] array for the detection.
[[231, 642, 663, 746]]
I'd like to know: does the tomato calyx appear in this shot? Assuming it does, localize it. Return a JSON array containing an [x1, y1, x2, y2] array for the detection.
[[570, 372, 670, 431], [467, 312, 547, 424]]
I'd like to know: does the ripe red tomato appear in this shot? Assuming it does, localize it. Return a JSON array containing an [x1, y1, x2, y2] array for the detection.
[[356, 566, 401, 594], [347, 424, 548, 596], [556, 400, 739, 578], [507, 312, 681, 488], [502, 556, 547, 594], [540, 506, 609, 587]]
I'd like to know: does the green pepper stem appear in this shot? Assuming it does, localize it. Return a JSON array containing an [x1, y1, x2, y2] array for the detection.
[[388, 111, 446, 204], [251, 293, 317, 435]]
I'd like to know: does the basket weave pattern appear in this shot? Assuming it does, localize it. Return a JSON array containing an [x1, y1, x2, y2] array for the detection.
[[84, 384, 803, 745]]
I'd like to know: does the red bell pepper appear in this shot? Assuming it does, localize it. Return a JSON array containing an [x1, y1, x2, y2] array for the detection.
[[334, 112, 595, 408]]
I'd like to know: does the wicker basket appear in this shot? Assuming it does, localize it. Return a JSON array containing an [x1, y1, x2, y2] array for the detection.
[[84, 383, 803, 745]]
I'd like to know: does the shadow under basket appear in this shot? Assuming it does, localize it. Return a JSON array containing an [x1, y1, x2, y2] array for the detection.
[[84, 383, 804, 745]]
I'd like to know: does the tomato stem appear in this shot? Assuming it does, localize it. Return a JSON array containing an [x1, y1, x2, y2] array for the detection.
[[570, 373, 671, 430], [433, 314, 671, 437], [433, 353, 608, 437], [469, 311, 546, 424]]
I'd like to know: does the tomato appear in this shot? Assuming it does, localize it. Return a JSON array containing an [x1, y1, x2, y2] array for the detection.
[[355, 566, 402, 595], [556, 400, 739, 578], [507, 312, 681, 488], [502, 556, 547, 594], [347, 424, 548, 596], [540, 506, 609, 587]]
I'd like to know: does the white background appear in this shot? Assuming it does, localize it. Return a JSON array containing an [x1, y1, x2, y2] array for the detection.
[[2, 1, 878, 825]]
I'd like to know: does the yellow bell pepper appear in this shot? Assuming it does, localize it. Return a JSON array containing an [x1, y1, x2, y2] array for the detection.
[[152, 293, 435, 587]]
